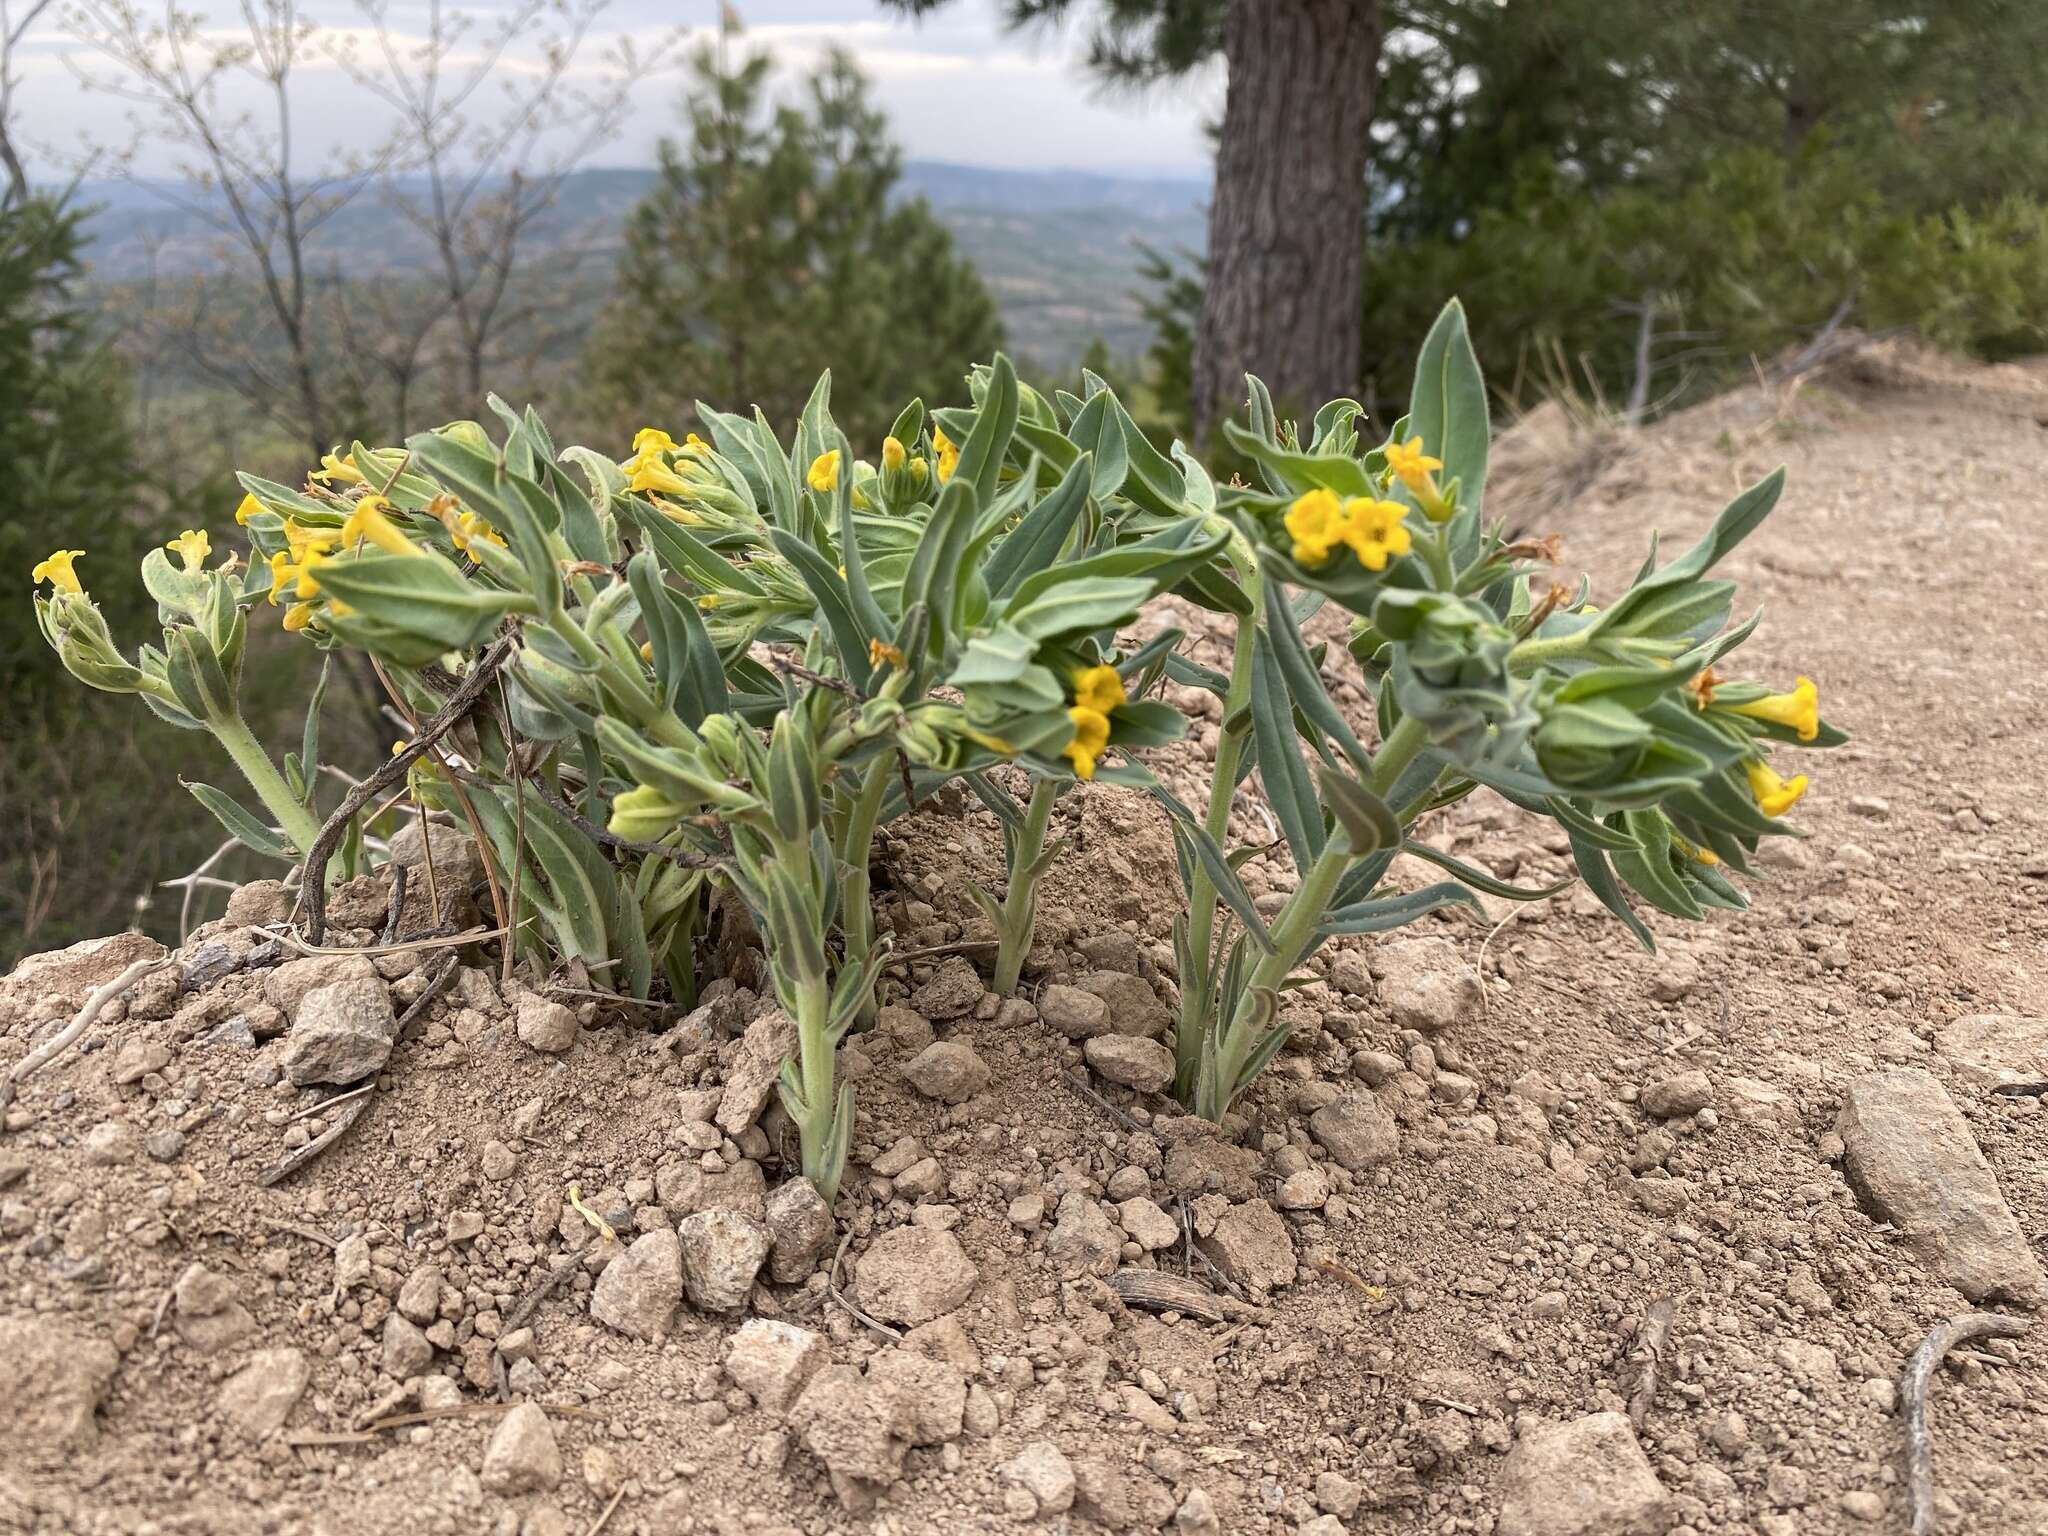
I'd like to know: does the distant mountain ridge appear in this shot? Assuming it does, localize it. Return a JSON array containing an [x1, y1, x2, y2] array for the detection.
[[69, 162, 1209, 367]]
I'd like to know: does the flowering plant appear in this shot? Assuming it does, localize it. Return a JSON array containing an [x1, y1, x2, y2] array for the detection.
[[30, 301, 1841, 1196]]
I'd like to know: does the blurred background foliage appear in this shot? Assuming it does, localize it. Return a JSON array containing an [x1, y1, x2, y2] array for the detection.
[[5, 0, 2047, 961]]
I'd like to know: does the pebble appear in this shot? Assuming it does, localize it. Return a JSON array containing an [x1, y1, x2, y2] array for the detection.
[[910, 956, 984, 1021], [481, 1402, 561, 1494], [383, 1313, 435, 1377], [515, 992, 579, 1054], [283, 977, 396, 1086], [1640, 1069, 1713, 1118], [724, 1319, 826, 1415], [480, 1140, 520, 1181], [1039, 984, 1112, 1039], [0, 1317, 121, 1450], [851, 1226, 978, 1325], [82, 1119, 140, 1166], [591, 1229, 684, 1339], [764, 1177, 835, 1283], [901, 1041, 992, 1104], [1307, 1094, 1400, 1170], [716, 1009, 796, 1135], [217, 1347, 310, 1439], [1083, 1034, 1176, 1093], [674, 1209, 771, 1311], [1498, 1411, 1670, 1536], [1003, 1440, 1077, 1517]]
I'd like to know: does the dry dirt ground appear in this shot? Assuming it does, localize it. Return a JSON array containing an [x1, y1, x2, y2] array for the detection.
[[4, 342, 2048, 1536]]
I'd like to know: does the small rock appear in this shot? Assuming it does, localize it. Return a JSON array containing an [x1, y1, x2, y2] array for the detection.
[[1004, 1440, 1077, 1516], [789, 1363, 919, 1509], [1848, 795, 1890, 819], [334, 1233, 372, 1290], [1648, 953, 1700, 1003], [1118, 1196, 1181, 1251], [1176, 1487, 1221, 1536], [515, 992, 579, 1054], [1837, 1068, 2046, 1303], [1840, 1489, 1887, 1522], [283, 977, 396, 1086], [1374, 936, 1483, 1033], [764, 1177, 835, 1284], [1078, 971, 1171, 1038], [1039, 983, 1111, 1039], [1083, 1034, 1176, 1093], [1315, 1472, 1362, 1518], [397, 1264, 443, 1326], [1047, 1192, 1123, 1276], [724, 1319, 825, 1414], [81, 1119, 140, 1165], [717, 1009, 796, 1136], [675, 1209, 771, 1311], [383, 1313, 435, 1377], [0, 1318, 120, 1450], [1938, 1015, 2048, 1090], [1197, 1199, 1296, 1292], [1328, 950, 1372, 996], [109, 1039, 171, 1086], [866, 1349, 968, 1444], [1308, 1094, 1400, 1170], [1640, 1070, 1712, 1119], [218, 1348, 309, 1439], [910, 956, 983, 1021], [852, 1226, 978, 1325], [480, 1140, 520, 1181], [1498, 1411, 1671, 1536], [1276, 1168, 1329, 1209], [902, 1041, 991, 1104], [591, 1230, 684, 1339], [481, 1402, 561, 1494]]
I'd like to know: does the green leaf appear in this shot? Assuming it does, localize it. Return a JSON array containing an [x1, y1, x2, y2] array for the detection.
[[1249, 636, 1325, 875], [312, 552, 529, 659], [1263, 584, 1371, 772], [1319, 881, 1483, 937], [1402, 840, 1573, 901], [1066, 391, 1130, 501], [1217, 421, 1378, 498], [1005, 575, 1155, 643], [1405, 297, 1491, 521], [957, 353, 1020, 506], [984, 455, 1092, 599], [769, 529, 874, 691], [1568, 831, 1655, 951], [186, 781, 293, 859], [1318, 765, 1402, 855]]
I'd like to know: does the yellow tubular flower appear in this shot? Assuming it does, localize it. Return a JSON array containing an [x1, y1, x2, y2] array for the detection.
[[166, 529, 211, 571], [269, 547, 329, 603], [632, 428, 678, 458], [451, 511, 506, 556], [807, 450, 842, 492], [1745, 759, 1810, 818], [869, 638, 906, 670], [1064, 705, 1111, 780], [882, 436, 907, 472], [1284, 488, 1345, 566], [33, 549, 86, 594], [281, 602, 318, 633], [1072, 664, 1126, 715], [234, 493, 265, 526], [311, 451, 363, 486], [1731, 676, 1821, 742], [932, 425, 960, 484], [1384, 435, 1449, 520], [341, 494, 420, 557], [628, 455, 693, 497], [1338, 497, 1412, 572]]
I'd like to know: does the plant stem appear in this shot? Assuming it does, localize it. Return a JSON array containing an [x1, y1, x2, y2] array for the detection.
[[1182, 606, 1259, 1005], [791, 969, 840, 1201], [1367, 712, 1430, 798], [837, 753, 894, 1027], [992, 775, 1058, 995], [210, 712, 325, 860], [1202, 825, 1354, 1119]]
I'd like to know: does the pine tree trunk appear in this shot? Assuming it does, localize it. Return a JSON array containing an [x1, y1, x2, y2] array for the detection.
[[1191, 0, 1381, 440]]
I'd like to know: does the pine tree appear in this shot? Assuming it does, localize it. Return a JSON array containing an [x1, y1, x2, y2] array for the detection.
[[579, 36, 1003, 449]]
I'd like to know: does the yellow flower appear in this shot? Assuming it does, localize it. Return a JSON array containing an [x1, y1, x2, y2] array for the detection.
[[341, 494, 420, 557], [628, 454, 693, 497], [932, 425, 960, 485], [33, 549, 86, 594], [284, 521, 338, 560], [882, 436, 907, 472], [268, 547, 328, 603], [682, 433, 711, 458], [1072, 664, 1126, 715], [1337, 497, 1412, 572], [451, 511, 506, 557], [910, 455, 929, 484], [1731, 676, 1821, 742], [807, 450, 842, 492], [281, 602, 318, 633], [1745, 759, 1810, 818], [1384, 435, 1442, 489], [311, 450, 363, 486], [1064, 705, 1111, 780], [632, 427, 678, 458], [234, 493, 265, 525], [869, 638, 906, 670], [1284, 488, 1345, 566], [391, 739, 411, 757], [166, 529, 212, 571]]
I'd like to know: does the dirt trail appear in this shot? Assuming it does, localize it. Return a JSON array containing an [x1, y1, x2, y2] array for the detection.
[[2, 342, 2047, 1536]]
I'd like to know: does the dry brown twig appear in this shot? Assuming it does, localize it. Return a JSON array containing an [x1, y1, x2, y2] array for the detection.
[[1, 953, 175, 1113], [1902, 1310, 2031, 1536]]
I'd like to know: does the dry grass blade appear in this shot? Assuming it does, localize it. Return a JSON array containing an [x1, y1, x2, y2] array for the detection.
[[1110, 1268, 1264, 1324]]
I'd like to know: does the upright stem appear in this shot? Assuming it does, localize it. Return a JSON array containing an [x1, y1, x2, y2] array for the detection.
[[992, 776, 1058, 995], [790, 969, 840, 1202], [211, 712, 325, 860], [1183, 603, 1260, 991], [837, 754, 893, 1028]]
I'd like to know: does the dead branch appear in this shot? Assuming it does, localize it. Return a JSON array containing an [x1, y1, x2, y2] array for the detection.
[[1, 953, 175, 1113], [298, 639, 513, 944], [1903, 1310, 2031, 1536]]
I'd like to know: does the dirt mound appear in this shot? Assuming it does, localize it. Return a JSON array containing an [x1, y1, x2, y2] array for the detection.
[[5, 349, 2048, 1536]]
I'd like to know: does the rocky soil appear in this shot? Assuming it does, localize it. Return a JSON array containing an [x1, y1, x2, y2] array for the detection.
[[4, 340, 2048, 1536]]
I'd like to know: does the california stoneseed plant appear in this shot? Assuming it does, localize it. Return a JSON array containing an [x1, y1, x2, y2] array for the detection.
[[32, 300, 1841, 1202]]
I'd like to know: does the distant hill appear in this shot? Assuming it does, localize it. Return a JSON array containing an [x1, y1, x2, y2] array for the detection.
[[69, 161, 1210, 369]]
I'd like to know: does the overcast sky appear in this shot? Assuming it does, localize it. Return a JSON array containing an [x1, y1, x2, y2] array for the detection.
[[13, 0, 1219, 182]]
